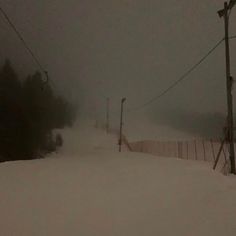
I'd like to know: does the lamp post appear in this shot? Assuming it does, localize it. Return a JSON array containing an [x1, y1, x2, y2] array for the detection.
[[218, 0, 236, 174], [119, 97, 126, 152]]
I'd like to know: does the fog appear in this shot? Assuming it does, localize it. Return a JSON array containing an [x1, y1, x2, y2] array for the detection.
[[1, 0, 236, 139]]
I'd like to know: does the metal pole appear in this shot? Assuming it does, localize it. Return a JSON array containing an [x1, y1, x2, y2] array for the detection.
[[119, 98, 126, 152], [106, 97, 110, 133], [223, 2, 235, 174]]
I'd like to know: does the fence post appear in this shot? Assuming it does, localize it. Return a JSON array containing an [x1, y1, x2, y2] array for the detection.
[[202, 140, 206, 161], [186, 141, 189, 160], [177, 142, 180, 158], [179, 142, 183, 158], [194, 140, 198, 160], [210, 139, 216, 161]]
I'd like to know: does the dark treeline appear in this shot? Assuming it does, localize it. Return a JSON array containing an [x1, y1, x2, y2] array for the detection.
[[0, 59, 76, 162]]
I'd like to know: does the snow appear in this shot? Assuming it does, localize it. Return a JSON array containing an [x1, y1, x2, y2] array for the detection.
[[0, 121, 236, 236]]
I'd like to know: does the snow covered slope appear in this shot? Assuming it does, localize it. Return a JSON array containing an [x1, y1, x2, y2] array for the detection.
[[0, 122, 235, 236]]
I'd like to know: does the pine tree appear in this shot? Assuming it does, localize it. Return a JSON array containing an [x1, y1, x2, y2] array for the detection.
[[0, 59, 76, 162]]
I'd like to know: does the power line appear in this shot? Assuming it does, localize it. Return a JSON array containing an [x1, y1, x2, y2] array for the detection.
[[0, 6, 48, 82], [127, 38, 225, 113]]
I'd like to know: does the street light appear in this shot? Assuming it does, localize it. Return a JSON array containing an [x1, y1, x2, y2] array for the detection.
[[119, 97, 126, 152]]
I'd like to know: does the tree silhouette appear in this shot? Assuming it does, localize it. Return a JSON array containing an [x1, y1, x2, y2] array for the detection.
[[0, 59, 76, 162]]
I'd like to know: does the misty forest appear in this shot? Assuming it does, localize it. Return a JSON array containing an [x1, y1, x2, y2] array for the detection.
[[0, 1, 236, 236], [0, 60, 75, 162]]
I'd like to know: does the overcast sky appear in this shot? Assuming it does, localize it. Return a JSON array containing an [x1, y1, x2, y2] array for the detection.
[[0, 0, 236, 136]]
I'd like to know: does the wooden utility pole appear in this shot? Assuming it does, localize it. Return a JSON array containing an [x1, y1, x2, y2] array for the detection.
[[106, 97, 110, 133], [119, 97, 126, 152], [218, 1, 236, 174]]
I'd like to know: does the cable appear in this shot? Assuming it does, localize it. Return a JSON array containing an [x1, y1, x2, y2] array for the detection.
[[0, 6, 48, 82], [127, 38, 225, 113], [230, 35, 236, 39]]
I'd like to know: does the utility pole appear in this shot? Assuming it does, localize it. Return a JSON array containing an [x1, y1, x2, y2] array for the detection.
[[119, 97, 126, 152], [106, 97, 110, 133], [218, 0, 236, 174]]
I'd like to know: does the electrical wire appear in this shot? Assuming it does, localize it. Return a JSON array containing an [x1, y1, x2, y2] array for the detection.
[[0, 6, 48, 82], [126, 38, 225, 113]]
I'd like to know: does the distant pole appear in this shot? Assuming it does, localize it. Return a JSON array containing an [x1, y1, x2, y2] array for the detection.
[[119, 97, 126, 152], [218, 1, 236, 174], [106, 97, 110, 133]]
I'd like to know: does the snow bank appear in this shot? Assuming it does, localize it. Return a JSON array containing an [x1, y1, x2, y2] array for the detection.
[[0, 122, 235, 236]]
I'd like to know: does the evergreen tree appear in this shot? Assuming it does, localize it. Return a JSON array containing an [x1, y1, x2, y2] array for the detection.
[[0, 59, 76, 162], [0, 60, 26, 161]]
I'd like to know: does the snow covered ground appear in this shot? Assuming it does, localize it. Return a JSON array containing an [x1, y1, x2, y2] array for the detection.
[[0, 121, 236, 236]]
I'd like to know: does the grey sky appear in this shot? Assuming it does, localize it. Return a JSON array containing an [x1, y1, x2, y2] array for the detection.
[[0, 0, 236, 135]]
